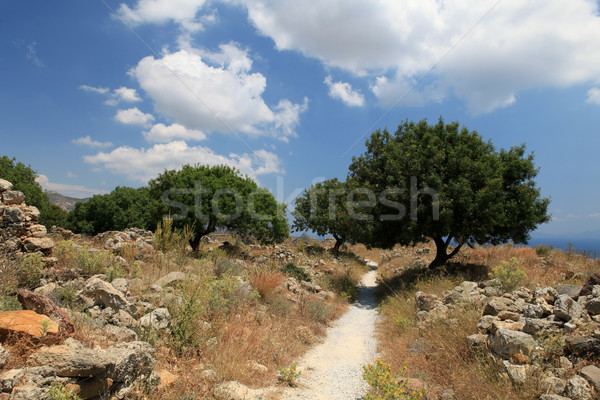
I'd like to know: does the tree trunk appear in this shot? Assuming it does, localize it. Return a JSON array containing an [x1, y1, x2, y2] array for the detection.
[[189, 235, 202, 252], [332, 235, 344, 255], [429, 236, 464, 270]]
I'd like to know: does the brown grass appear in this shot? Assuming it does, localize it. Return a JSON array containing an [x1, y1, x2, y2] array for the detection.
[[249, 268, 287, 300]]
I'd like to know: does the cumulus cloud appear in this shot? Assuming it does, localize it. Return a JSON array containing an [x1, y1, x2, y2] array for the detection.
[[324, 75, 364, 107], [143, 123, 206, 142], [130, 45, 307, 140], [80, 85, 142, 105], [35, 175, 108, 198], [587, 87, 600, 105], [114, 107, 155, 126], [84, 140, 282, 182], [72, 135, 113, 148], [79, 85, 109, 94], [240, 0, 600, 113], [117, 0, 209, 32]]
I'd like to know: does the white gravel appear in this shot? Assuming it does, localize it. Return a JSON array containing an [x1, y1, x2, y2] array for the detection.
[[280, 264, 379, 400]]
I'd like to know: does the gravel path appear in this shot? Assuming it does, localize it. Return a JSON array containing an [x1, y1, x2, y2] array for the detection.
[[280, 262, 379, 400]]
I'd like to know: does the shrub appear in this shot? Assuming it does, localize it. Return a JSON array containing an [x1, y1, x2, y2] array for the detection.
[[278, 364, 301, 386], [77, 248, 115, 276], [363, 359, 426, 400], [534, 245, 553, 257], [48, 383, 83, 400], [307, 299, 333, 323], [489, 257, 526, 292], [214, 258, 241, 278], [268, 295, 292, 316], [0, 295, 21, 311], [153, 218, 193, 254], [281, 262, 311, 282], [56, 285, 77, 308], [249, 268, 286, 300], [17, 253, 45, 288]]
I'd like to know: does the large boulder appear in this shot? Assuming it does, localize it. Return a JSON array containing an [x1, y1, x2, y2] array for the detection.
[[565, 375, 593, 400], [482, 297, 519, 316], [579, 273, 600, 297], [0, 310, 59, 338], [27, 339, 106, 377], [22, 237, 55, 253], [0, 179, 13, 191], [140, 308, 171, 331], [579, 365, 600, 393], [2, 191, 25, 205], [489, 328, 536, 359], [103, 341, 155, 383], [17, 289, 75, 336], [565, 336, 600, 359], [80, 277, 137, 315], [10, 366, 56, 400], [553, 294, 584, 321]]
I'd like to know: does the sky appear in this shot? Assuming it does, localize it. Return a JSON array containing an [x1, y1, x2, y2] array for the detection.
[[1, 0, 600, 237]]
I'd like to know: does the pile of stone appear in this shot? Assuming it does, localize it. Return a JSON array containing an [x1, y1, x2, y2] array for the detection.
[[96, 228, 153, 256], [0, 179, 55, 262], [415, 274, 600, 399]]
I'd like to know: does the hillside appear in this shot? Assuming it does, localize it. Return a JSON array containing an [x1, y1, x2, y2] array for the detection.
[[45, 190, 88, 211]]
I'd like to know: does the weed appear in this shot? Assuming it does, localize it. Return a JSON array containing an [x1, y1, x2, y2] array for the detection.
[[489, 257, 526, 292], [56, 285, 77, 308], [363, 359, 426, 399], [281, 262, 311, 282], [534, 245, 553, 257], [268, 295, 292, 316], [48, 383, 83, 400], [249, 268, 286, 300], [307, 299, 333, 323], [106, 263, 125, 282], [77, 248, 114, 276], [17, 253, 44, 288], [278, 364, 301, 386], [154, 218, 193, 254], [214, 258, 241, 278], [536, 332, 565, 365], [0, 295, 21, 311]]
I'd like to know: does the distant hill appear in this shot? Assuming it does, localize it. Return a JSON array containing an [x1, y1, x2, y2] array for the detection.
[[46, 190, 88, 211]]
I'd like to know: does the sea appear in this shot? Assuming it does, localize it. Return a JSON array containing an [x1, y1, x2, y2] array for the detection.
[[527, 237, 600, 259]]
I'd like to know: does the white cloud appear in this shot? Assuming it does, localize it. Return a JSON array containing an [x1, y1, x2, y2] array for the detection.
[[105, 87, 142, 105], [324, 75, 364, 107], [240, 0, 600, 113], [114, 107, 155, 126], [117, 0, 209, 32], [35, 175, 108, 198], [72, 135, 113, 148], [66, 172, 78, 179], [587, 87, 600, 105], [79, 85, 109, 94], [84, 140, 282, 182], [131, 45, 307, 140], [143, 123, 206, 142], [26, 42, 44, 67]]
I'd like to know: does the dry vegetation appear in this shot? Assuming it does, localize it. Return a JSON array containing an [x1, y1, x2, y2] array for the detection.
[[374, 242, 599, 400]]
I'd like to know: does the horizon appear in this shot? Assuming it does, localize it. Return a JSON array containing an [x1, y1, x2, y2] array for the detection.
[[2, 1, 600, 237]]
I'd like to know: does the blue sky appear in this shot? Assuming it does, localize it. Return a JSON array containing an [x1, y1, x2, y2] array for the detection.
[[1, 0, 600, 236]]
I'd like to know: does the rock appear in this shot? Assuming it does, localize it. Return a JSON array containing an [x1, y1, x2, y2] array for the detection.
[[11, 366, 56, 400], [490, 320, 524, 334], [102, 341, 155, 383], [0, 344, 9, 368], [247, 361, 268, 374], [483, 297, 519, 316], [110, 309, 138, 329], [523, 304, 544, 319], [502, 361, 529, 385], [438, 389, 458, 400], [65, 377, 111, 399], [489, 328, 536, 359], [565, 336, 600, 359], [80, 277, 137, 315], [579, 273, 600, 297], [553, 294, 584, 321], [0, 368, 24, 392], [200, 369, 218, 382], [534, 286, 559, 303], [521, 317, 562, 335], [140, 308, 171, 331], [28, 224, 47, 238], [477, 315, 499, 333], [16, 289, 75, 335], [0, 310, 59, 338], [556, 283, 582, 299], [34, 282, 59, 297], [2, 190, 25, 205], [0, 179, 13, 191], [111, 278, 129, 294], [541, 376, 566, 395], [466, 334, 488, 350], [156, 271, 186, 287], [565, 375, 592, 400], [539, 396, 571, 400], [104, 324, 138, 341], [27, 339, 106, 377], [497, 311, 521, 321], [214, 381, 269, 400], [22, 237, 54, 253], [3, 207, 25, 224], [415, 291, 441, 311], [584, 298, 600, 315], [579, 365, 600, 392]]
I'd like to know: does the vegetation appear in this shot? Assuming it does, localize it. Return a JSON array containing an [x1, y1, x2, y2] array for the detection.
[[0, 155, 67, 227], [149, 164, 289, 250], [281, 262, 311, 282], [348, 118, 550, 269], [363, 359, 426, 400], [66, 186, 158, 235], [489, 257, 527, 292]]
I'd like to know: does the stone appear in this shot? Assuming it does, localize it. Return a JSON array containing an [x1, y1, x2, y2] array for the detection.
[[539, 396, 571, 400], [0, 369, 24, 392], [579, 273, 600, 297], [483, 297, 519, 316], [214, 381, 269, 400], [497, 310, 521, 321], [0, 179, 13, 191], [200, 369, 218, 382], [579, 365, 600, 392], [3, 207, 25, 224], [65, 377, 111, 399], [80, 277, 137, 315], [27, 339, 106, 377], [584, 298, 600, 315], [523, 304, 544, 319], [502, 361, 529, 385], [490, 320, 524, 334], [466, 334, 488, 350], [110, 309, 137, 329], [415, 291, 441, 311], [556, 283, 582, 299], [140, 308, 171, 331], [102, 341, 155, 383], [553, 294, 584, 321], [155, 271, 186, 287], [522, 318, 562, 335], [11, 366, 56, 400], [104, 324, 138, 341], [34, 282, 59, 297], [489, 328, 536, 359], [0, 344, 9, 368], [2, 191, 25, 205], [0, 310, 59, 338], [565, 375, 593, 400], [477, 315, 499, 333], [22, 206, 40, 221], [111, 278, 129, 294], [565, 336, 600, 359], [247, 361, 268, 374], [16, 289, 75, 335], [438, 389, 458, 400], [541, 376, 566, 395], [28, 224, 47, 238], [22, 237, 54, 253], [534, 286, 559, 303]]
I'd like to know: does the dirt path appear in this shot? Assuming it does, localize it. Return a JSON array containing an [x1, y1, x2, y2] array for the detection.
[[280, 263, 379, 400]]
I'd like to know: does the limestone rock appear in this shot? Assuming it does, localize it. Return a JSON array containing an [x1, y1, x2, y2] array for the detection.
[[540, 376, 566, 395], [489, 328, 536, 359], [0, 369, 24, 392], [502, 361, 529, 385], [579, 365, 600, 392], [27, 339, 106, 377], [466, 334, 488, 350], [565, 336, 600, 359], [22, 237, 54, 253], [523, 304, 544, 319], [565, 375, 592, 400], [0, 310, 59, 338], [214, 381, 269, 400], [65, 377, 111, 400], [156, 271, 186, 287], [2, 191, 25, 205], [17, 289, 75, 335], [553, 294, 584, 321], [140, 308, 171, 331], [0, 344, 9, 368], [579, 273, 600, 297], [11, 366, 56, 400], [556, 283, 582, 299], [104, 324, 138, 341], [0, 179, 13, 191], [584, 298, 600, 315], [483, 297, 519, 316], [522, 317, 562, 335], [103, 341, 155, 383], [415, 291, 441, 311], [80, 277, 137, 315]]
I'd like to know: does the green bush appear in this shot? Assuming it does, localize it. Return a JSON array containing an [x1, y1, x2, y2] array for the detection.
[[17, 253, 45, 288], [307, 299, 333, 323], [47, 383, 83, 400], [363, 359, 426, 399], [214, 258, 241, 277], [489, 257, 527, 292], [77, 248, 115, 276], [281, 262, 311, 282], [56, 285, 77, 308], [0, 295, 22, 311], [534, 245, 553, 256]]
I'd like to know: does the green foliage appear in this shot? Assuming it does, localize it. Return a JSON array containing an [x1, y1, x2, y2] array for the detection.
[[348, 118, 550, 269], [292, 178, 358, 254], [307, 299, 333, 323], [0, 295, 22, 311], [149, 164, 288, 249], [214, 258, 241, 277], [534, 244, 553, 256], [363, 359, 426, 400], [67, 186, 158, 235], [281, 262, 311, 282], [153, 218, 193, 253], [77, 248, 117, 276], [489, 257, 527, 292], [0, 155, 68, 228], [56, 284, 77, 308], [17, 253, 45, 288], [278, 364, 301, 386], [47, 383, 83, 400]]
